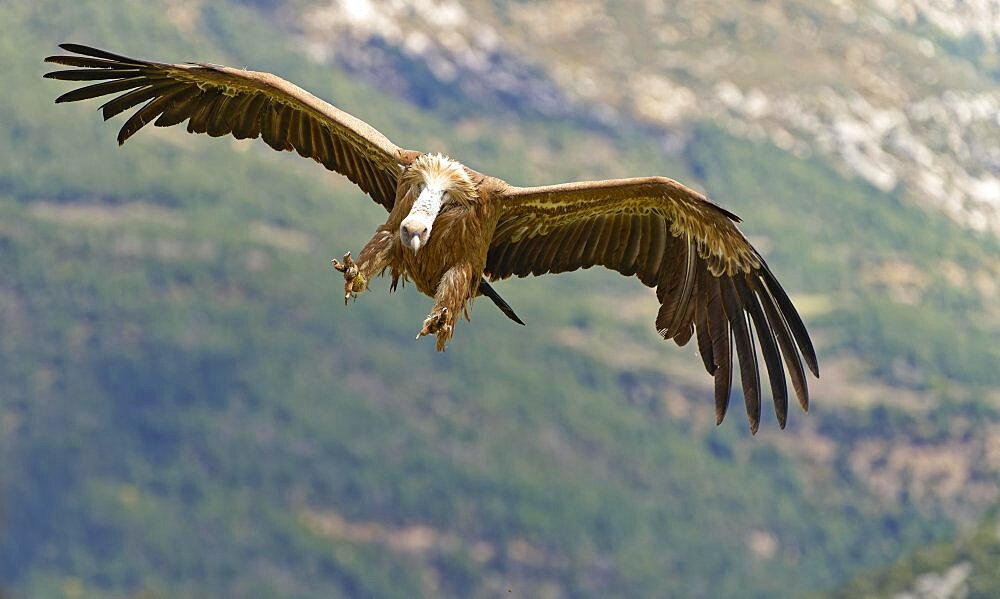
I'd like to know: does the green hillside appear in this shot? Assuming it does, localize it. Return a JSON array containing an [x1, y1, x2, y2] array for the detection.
[[2, 1, 998, 598], [825, 510, 1000, 598]]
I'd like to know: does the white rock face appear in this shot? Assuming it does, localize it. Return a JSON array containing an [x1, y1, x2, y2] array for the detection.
[[295, 0, 1000, 235], [893, 561, 972, 599]]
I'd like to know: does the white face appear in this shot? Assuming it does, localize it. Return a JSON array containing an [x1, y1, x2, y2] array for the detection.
[[400, 183, 446, 253]]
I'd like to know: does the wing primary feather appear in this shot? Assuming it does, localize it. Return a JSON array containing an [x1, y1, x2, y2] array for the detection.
[[668, 237, 697, 337], [695, 301, 716, 374], [58, 43, 145, 64], [714, 327, 733, 425], [54, 78, 149, 104], [655, 237, 696, 341], [692, 269, 716, 373], [100, 84, 162, 120], [759, 263, 819, 377], [45, 68, 143, 81], [753, 274, 810, 412], [118, 89, 183, 144], [655, 252, 684, 335], [720, 276, 760, 434], [705, 277, 732, 423], [44, 55, 128, 69], [734, 275, 788, 428], [674, 323, 695, 347], [655, 242, 682, 303]]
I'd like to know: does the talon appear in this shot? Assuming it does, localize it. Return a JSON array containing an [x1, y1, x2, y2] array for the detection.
[[333, 252, 365, 304], [418, 307, 449, 338], [333, 252, 350, 271]]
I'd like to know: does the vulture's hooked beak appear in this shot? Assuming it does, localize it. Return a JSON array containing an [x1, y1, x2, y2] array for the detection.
[[400, 218, 429, 254]]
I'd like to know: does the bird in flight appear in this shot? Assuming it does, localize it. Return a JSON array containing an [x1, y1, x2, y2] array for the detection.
[[45, 43, 818, 433]]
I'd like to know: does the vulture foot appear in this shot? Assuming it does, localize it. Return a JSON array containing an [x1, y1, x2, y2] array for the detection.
[[331, 252, 367, 304], [417, 307, 453, 350]]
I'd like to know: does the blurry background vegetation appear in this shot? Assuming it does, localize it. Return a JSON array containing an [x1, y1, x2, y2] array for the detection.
[[1, 0, 998, 597]]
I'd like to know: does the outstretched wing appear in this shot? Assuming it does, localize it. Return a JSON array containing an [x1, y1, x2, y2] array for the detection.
[[45, 44, 525, 325], [488, 177, 819, 432], [44, 43, 417, 209]]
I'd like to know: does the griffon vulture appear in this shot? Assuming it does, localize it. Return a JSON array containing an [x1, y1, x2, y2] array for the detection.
[[45, 44, 818, 432]]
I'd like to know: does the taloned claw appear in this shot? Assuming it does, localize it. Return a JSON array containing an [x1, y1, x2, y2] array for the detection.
[[331, 251, 354, 273], [417, 307, 449, 338], [331, 252, 364, 305]]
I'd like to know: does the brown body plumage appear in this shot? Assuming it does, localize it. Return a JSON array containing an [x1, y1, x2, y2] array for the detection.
[[45, 44, 819, 433]]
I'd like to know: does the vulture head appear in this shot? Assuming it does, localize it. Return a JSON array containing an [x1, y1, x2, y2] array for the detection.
[[400, 153, 476, 253]]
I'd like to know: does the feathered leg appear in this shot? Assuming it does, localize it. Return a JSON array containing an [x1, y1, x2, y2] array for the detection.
[[418, 263, 476, 351], [332, 230, 394, 303]]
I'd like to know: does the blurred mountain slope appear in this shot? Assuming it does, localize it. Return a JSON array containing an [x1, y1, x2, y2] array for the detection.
[[825, 509, 1000, 598], [289, 0, 1000, 235]]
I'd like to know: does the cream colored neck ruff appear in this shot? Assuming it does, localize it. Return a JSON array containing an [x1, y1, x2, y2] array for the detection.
[[400, 153, 476, 243], [403, 153, 476, 208]]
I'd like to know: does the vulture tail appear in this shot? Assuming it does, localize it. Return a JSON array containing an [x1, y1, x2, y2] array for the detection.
[[478, 281, 525, 325]]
